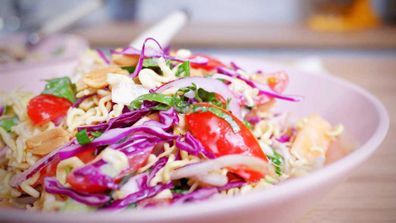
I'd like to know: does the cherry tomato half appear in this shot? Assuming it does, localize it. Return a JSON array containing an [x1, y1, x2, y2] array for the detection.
[[190, 54, 226, 71], [27, 94, 72, 125], [186, 103, 268, 182]]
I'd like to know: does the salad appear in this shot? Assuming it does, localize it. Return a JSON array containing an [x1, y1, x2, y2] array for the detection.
[[0, 38, 345, 211]]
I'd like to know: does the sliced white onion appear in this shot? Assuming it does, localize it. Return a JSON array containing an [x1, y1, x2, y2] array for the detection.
[[170, 155, 268, 181], [154, 77, 242, 120], [196, 173, 228, 187]]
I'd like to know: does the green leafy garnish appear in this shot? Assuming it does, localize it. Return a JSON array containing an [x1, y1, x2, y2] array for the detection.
[[128, 203, 137, 209], [171, 188, 189, 194], [76, 129, 102, 145], [42, 77, 76, 103], [76, 129, 91, 145], [267, 151, 283, 176], [121, 66, 135, 74], [91, 131, 103, 138], [142, 58, 158, 68], [191, 105, 240, 133], [175, 61, 190, 77], [0, 117, 18, 132], [243, 120, 253, 130], [130, 93, 175, 110]]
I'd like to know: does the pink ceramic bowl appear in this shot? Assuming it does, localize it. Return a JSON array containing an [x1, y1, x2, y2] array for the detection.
[[0, 57, 389, 223]]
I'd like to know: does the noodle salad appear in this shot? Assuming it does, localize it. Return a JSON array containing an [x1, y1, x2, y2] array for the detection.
[[0, 38, 344, 211]]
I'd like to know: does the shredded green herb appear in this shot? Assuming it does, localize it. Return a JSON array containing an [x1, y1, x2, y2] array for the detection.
[[267, 151, 283, 176], [76, 129, 102, 145], [42, 77, 76, 103], [175, 61, 190, 77], [0, 117, 18, 132], [76, 129, 91, 145], [121, 66, 135, 74]]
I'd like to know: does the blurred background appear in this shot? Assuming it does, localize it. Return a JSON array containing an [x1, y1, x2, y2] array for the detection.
[[0, 0, 395, 222]]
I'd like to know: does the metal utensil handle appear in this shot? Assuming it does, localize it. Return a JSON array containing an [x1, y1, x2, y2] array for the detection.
[[130, 9, 190, 49]]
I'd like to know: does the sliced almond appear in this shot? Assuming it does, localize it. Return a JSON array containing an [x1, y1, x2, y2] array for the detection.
[[83, 66, 128, 89], [26, 127, 70, 155], [111, 54, 139, 67], [75, 78, 88, 92]]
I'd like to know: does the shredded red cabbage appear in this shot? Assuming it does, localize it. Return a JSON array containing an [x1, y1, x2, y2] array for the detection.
[[216, 67, 302, 102], [44, 177, 110, 206], [142, 107, 179, 131], [0, 105, 4, 116], [230, 61, 242, 71], [176, 132, 215, 159], [112, 37, 208, 78], [172, 187, 218, 205], [77, 108, 150, 133], [104, 182, 173, 210], [72, 94, 93, 108], [217, 181, 246, 191], [96, 49, 110, 64], [147, 157, 168, 183]]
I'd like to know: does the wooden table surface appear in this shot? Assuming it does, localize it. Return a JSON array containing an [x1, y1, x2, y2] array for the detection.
[[285, 55, 396, 223]]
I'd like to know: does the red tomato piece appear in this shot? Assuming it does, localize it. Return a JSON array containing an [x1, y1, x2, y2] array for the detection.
[[186, 103, 267, 182], [190, 54, 226, 71], [267, 72, 289, 94], [27, 94, 72, 125], [67, 172, 109, 193]]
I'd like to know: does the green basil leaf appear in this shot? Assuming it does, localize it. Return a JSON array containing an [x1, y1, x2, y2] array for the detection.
[[129, 93, 175, 110], [76, 129, 92, 145], [175, 61, 190, 77], [196, 88, 216, 102], [42, 77, 76, 103], [0, 117, 18, 132], [191, 105, 240, 133]]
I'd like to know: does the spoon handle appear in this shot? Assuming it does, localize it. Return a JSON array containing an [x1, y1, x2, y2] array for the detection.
[[129, 9, 190, 49]]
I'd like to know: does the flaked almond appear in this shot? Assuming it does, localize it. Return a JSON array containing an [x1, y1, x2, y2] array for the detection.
[[111, 53, 139, 67], [83, 66, 128, 89], [26, 127, 70, 155], [75, 78, 88, 92]]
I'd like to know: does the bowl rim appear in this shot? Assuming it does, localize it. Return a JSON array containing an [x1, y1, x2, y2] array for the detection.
[[0, 57, 389, 222]]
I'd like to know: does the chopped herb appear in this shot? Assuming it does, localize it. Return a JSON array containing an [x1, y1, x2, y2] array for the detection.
[[171, 188, 189, 194], [91, 131, 103, 138], [243, 120, 253, 130], [192, 105, 240, 133], [121, 66, 135, 74], [0, 117, 18, 132], [267, 151, 283, 176], [76, 129, 92, 145], [143, 58, 158, 68], [128, 203, 137, 209], [42, 77, 76, 103], [175, 61, 190, 77], [129, 93, 175, 110]]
